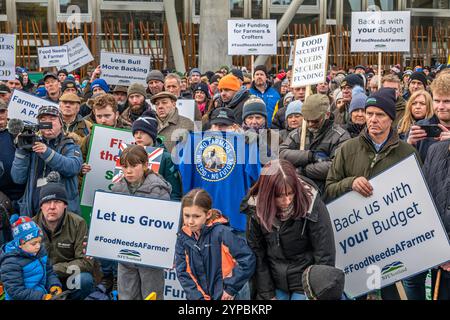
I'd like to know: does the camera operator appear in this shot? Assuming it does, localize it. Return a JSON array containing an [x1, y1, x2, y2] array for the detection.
[[0, 99, 25, 213], [11, 105, 83, 217]]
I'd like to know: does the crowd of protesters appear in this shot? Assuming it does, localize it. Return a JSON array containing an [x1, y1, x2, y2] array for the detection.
[[0, 60, 449, 301]]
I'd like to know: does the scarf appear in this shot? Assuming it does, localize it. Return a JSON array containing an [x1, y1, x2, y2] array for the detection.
[[276, 201, 295, 222], [197, 102, 207, 115]]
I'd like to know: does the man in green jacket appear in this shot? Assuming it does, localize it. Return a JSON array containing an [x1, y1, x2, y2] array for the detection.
[[33, 174, 95, 300], [325, 88, 420, 300]]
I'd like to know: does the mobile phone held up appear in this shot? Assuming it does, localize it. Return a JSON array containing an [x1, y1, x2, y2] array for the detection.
[[419, 124, 443, 138]]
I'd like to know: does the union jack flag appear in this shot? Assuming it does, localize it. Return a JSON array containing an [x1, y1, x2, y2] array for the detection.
[[112, 142, 164, 183]]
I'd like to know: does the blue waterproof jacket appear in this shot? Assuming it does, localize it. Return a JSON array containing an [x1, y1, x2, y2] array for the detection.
[[0, 241, 61, 300], [249, 82, 281, 128], [175, 213, 255, 300], [11, 133, 82, 216]]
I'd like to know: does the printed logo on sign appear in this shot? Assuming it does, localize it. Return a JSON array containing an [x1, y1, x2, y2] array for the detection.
[[375, 44, 386, 48], [381, 261, 407, 280], [195, 136, 236, 182], [248, 48, 257, 52], [118, 249, 142, 262]]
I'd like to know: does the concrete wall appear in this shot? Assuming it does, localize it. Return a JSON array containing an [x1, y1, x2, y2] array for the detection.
[[198, 0, 231, 72]]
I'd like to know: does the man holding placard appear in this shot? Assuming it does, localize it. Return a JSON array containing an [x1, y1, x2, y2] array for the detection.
[[325, 87, 420, 299], [280, 94, 350, 196]]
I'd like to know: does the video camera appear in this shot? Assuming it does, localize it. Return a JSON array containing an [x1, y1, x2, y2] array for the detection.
[[7, 119, 53, 151]]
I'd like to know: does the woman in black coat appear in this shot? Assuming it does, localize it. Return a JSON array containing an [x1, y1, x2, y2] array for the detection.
[[242, 159, 335, 300]]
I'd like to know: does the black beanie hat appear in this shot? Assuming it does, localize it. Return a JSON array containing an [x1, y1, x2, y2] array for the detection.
[[254, 65, 267, 76], [132, 115, 158, 142], [409, 72, 427, 87], [341, 74, 365, 89], [365, 87, 397, 121], [39, 172, 68, 208], [302, 265, 345, 300], [230, 68, 244, 81]]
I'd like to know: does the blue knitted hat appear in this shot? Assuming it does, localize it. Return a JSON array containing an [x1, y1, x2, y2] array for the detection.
[[285, 100, 303, 120], [10, 215, 43, 246], [91, 78, 110, 93]]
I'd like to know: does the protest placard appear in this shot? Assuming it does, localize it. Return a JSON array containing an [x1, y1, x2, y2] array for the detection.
[[86, 190, 181, 269], [80, 125, 134, 222], [0, 34, 15, 80], [164, 269, 186, 300], [327, 154, 450, 298], [351, 11, 411, 52], [100, 51, 150, 86], [7, 90, 58, 124], [38, 45, 69, 68], [291, 33, 329, 87], [288, 46, 294, 67], [59, 36, 94, 72], [227, 20, 277, 56], [176, 99, 196, 122]]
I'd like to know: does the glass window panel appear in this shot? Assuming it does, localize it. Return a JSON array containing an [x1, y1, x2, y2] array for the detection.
[[101, 10, 164, 34], [407, 0, 450, 9], [59, 0, 89, 14], [17, 2, 48, 33], [343, 0, 362, 26], [0, 0, 6, 15], [231, 0, 244, 17], [252, 0, 263, 19], [271, 0, 318, 5], [103, 0, 163, 1], [368, 0, 398, 11]]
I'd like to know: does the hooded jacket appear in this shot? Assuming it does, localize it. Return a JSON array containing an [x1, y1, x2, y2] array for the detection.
[[241, 180, 335, 299], [111, 170, 172, 200], [280, 118, 350, 194], [216, 88, 250, 125], [11, 133, 83, 216], [175, 213, 256, 300], [0, 241, 61, 300]]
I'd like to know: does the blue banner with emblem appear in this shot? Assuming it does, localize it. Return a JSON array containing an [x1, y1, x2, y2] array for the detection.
[[177, 132, 261, 231]]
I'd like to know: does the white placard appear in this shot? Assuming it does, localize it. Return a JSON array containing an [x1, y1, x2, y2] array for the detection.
[[164, 269, 186, 300], [327, 155, 450, 298], [176, 99, 196, 122], [7, 90, 58, 124], [80, 125, 134, 208], [0, 34, 16, 80], [59, 36, 94, 72], [86, 191, 181, 268], [38, 45, 69, 68], [351, 11, 411, 52], [227, 20, 277, 56], [100, 51, 150, 86], [288, 46, 294, 67], [292, 33, 329, 87]]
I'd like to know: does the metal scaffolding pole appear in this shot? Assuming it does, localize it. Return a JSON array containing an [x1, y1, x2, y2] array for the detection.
[[254, 0, 306, 67], [164, 0, 186, 73]]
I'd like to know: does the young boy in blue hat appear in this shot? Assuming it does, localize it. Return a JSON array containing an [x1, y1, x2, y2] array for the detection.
[[0, 215, 62, 300]]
